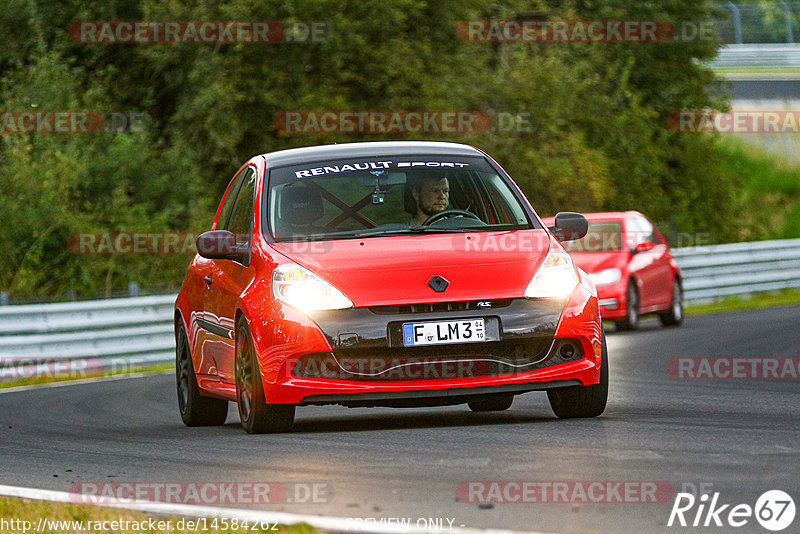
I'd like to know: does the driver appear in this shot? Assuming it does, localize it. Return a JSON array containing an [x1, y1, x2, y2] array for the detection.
[[409, 175, 450, 225]]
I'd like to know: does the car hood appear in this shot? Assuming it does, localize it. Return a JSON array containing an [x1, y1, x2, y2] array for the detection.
[[270, 230, 552, 307], [568, 252, 625, 274]]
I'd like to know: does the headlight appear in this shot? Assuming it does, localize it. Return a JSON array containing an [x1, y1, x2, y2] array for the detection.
[[524, 250, 579, 298], [272, 263, 353, 311], [587, 268, 621, 286]]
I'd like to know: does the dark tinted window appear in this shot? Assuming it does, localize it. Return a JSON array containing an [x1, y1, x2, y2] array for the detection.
[[225, 167, 256, 247], [216, 168, 248, 229]]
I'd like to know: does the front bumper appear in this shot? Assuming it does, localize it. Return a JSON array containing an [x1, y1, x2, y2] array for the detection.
[[595, 279, 628, 319], [252, 284, 602, 405]]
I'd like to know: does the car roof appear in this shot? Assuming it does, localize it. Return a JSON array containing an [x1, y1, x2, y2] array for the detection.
[[261, 141, 484, 168]]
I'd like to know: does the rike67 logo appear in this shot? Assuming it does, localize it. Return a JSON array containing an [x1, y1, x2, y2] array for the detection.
[[668, 490, 795, 531]]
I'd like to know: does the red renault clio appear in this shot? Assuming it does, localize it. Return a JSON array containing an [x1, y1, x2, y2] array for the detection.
[[174, 141, 607, 433], [543, 211, 683, 331]]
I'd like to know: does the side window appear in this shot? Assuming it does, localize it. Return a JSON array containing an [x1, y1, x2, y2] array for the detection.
[[481, 173, 529, 225], [225, 167, 257, 248], [216, 169, 247, 229], [626, 215, 656, 247]]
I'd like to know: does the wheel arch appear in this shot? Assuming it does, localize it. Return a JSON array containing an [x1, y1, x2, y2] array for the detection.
[[174, 308, 185, 337]]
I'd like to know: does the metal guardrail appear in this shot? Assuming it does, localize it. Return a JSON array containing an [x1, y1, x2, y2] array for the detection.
[[672, 238, 800, 302], [1, 239, 799, 376], [711, 43, 800, 68], [0, 295, 176, 378]]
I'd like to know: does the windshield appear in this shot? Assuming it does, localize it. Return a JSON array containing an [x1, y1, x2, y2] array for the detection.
[[563, 221, 623, 253], [265, 156, 533, 242]]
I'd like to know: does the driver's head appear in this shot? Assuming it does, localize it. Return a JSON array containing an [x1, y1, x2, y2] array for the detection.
[[411, 175, 449, 224]]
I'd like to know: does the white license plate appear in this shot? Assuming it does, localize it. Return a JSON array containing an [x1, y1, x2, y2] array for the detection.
[[402, 319, 486, 347]]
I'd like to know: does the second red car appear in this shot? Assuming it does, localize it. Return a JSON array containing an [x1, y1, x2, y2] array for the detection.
[[544, 211, 683, 330]]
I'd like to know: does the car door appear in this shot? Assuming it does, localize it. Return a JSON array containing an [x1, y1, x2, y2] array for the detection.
[[202, 165, 258, 383], [626, 215, 670, 310], [648, 220, 675, 307], [192, 167, 248, 376]]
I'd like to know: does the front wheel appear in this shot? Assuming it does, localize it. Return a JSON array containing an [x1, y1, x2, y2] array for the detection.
[[615, 280, 639, 331], [547, 329, 608, 418], [235, 319, 295, 434], [176, 324, 228, 426], [659, 278, 684, 327]]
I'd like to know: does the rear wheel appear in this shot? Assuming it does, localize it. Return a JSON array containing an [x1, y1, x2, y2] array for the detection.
[[547, 329, 608, 418], [176, 324, 228, 426], [468, 394, 514, 412], [659, 278, 684, 327], [235, 319, 295, 434], [615, 280, 639, 331]]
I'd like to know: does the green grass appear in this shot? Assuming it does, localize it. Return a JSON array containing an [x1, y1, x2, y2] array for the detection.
[[0, 496, 317, 534], [713, 67, 800, 76], [0, 363, 173, 390], [718, 138, 800, 241], [685, 288, 800, 315]]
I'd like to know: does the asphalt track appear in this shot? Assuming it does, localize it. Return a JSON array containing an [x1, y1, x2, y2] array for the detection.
[[725, 78, 800, 100], [1, 306, 799, 533]]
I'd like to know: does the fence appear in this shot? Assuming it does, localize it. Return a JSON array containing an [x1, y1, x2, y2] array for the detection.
[[716, 1, 800, 44], [712, 43, 800, 68], [1, 239, 800, 375]]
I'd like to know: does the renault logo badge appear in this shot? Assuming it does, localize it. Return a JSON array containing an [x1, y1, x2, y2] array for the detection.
[[428, 276, 450, 292]]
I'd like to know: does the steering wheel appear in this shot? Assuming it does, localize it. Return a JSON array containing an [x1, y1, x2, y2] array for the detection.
[[421, 209, 482, 226]]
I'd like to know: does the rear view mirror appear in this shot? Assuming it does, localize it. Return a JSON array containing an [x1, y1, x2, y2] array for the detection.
[[548, 212, 588, 242], [633, 240, 656, 254], [361, 173, 406, 187], [196, 230, 247, 262]]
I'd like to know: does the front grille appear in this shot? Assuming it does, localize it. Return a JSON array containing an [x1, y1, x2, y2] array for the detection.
[[368, 299, 512, 315]]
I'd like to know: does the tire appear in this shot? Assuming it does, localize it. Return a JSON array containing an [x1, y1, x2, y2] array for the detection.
[[468, 394, 514, 412], [235, 319, 295, 434], [547, 329, 608, 418], [176, 324, 228, 426], [615, 280, 640, 331], [659, 278, 684, 327]]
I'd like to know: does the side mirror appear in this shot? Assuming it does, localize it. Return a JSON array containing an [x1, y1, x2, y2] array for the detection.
[[633, 240, 656, 254], [548, 212, 588, 242], [196, 230, 247, 262]]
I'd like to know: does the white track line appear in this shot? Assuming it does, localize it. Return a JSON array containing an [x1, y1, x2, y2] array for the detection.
[[0, 484, 544, 534], [0, 370, 172, 395]]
